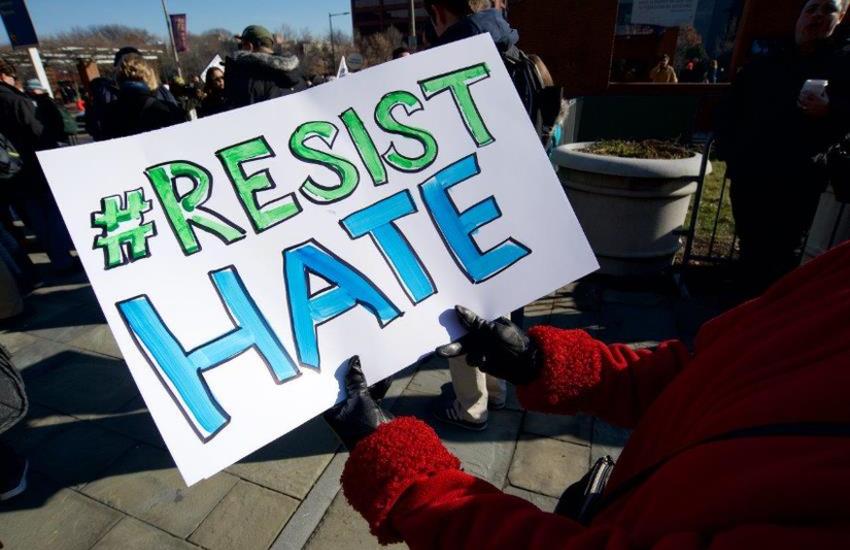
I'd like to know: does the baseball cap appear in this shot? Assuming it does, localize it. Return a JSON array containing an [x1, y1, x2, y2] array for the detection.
[[114, 46, 141, 66], [235, 25, 273, 43], [24, 79, 44, 92]]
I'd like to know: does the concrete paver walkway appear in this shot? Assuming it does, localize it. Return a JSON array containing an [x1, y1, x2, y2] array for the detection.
[[0, 265, 722, 549]]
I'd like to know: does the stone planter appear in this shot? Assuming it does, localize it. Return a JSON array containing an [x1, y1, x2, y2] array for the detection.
[[551, 142, 710, 276]]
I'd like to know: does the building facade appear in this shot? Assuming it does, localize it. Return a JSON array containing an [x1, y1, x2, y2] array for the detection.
[[351, 0, 430, 42]]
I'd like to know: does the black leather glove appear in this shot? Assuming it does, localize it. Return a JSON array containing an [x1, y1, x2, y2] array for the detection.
[[436, 305, 540, 386], [323, 356, 394, 450]]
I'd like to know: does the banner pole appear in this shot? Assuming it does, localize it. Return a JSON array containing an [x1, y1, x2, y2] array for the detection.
[[27, 46, 53, 98], [160, 0, 183, 79]]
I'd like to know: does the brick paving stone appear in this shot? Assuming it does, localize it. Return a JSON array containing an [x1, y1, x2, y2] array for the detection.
[[226, 416, 338, 499], [82, 444, 238, 538], [0, 473, 122, 550], [24, 304, 107, 345], [405, 356, 451, 396], [29, 420, 137, 488], [190, 480, 299, 550], [393, 389, 522, 488], [504, 485, 559, 513], [508, 435, 589, 498], [64, 322, 121, 358], [523, 412, 592, 446], [0, 330, 37, 354], [9, 337, 72, 373], [4, 403, 77, 455], [95, 396, 166, 449], [304, 491, 405, 550], [590, 419, 631, 463], [92, 517, 200, 550], [25, 351, 138, 416]]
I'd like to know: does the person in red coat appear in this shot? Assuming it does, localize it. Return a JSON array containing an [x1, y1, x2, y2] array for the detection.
[[325, 241, 850, 548]]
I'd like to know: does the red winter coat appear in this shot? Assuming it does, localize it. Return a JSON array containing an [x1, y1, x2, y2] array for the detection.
[[341, 241, 850, 548]]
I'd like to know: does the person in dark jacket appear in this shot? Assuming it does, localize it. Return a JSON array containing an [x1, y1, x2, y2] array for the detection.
[[87, 46, 179, 141], [0, 57, 76, 273], [101, 53, 187, 139], [225, 25, 306, 108], [717, 0, 850, 294], [422, 0, 528, 432], [199, 67, 229, 117], [24, 79, 70, 148], [426, 0, 519, 54]]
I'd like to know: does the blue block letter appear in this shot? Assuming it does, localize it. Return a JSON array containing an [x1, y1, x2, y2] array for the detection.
[[118, 266, 300, 441], [284, 240, 402, 368], [341, 190, 436, 304], [419, 154, 531, 283]]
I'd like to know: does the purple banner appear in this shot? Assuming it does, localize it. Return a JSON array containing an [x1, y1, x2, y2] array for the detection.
[[170, 13, 188, 52]]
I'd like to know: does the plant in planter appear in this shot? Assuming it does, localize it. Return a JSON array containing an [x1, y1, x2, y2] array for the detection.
[[551, 139, 710, 276]]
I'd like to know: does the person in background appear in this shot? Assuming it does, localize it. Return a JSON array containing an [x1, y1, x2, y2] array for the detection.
[[421, 0, 526, 431], [704, 59, 723, 83], [87, 46, 179, 140], [0, 57, 77, 273], [101, 53, 187, 139], [326, 239, 850, 548], [199, 67, 228, 117], [649, 54, 678, 83], [0, 344, 28, 501], [24, 79, 72, 148], [392, 47, 411, 60], [717, 0, 850, 294], [225, 25, 306, 108]]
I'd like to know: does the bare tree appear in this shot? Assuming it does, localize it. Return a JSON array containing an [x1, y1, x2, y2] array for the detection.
[[357, 27, 403, 67]]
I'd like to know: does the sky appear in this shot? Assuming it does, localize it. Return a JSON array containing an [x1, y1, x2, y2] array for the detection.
[[3, 0, 354, 44]]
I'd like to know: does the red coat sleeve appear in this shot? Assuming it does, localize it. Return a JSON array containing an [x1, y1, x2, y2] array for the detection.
[[517, 327, 690, 428], [341, 416, 589, 547], [341, 418, 850, 549]]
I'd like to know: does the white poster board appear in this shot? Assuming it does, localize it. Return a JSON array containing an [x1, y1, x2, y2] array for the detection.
[[38, 35, 598, 485], [631, 0, 699, 27]]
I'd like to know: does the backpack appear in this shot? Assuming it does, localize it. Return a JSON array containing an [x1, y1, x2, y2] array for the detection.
[[500, 46, 564, 146], [0, 132, 23, 180]]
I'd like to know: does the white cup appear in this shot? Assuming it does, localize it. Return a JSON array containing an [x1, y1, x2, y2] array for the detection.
[[802, 79, 829, 98]]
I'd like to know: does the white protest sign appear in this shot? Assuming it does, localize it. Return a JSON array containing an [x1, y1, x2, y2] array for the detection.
[[336, 56, 349, 78], [38, 35, 598, 485], [631, 0, 699, 27]]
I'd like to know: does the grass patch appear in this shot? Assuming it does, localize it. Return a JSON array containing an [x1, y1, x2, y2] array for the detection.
[[683, 159, 738, 260], [582, 139, 693, 160]]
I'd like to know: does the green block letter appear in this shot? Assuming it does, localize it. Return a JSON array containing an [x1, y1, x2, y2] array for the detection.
[[290, 121, 360, 204], [340, 108, 388, 186], [419, 63, 494, 147], [145, 161, 246, 255], [216, 136, 302, 233], [374, 91, 438, 173]]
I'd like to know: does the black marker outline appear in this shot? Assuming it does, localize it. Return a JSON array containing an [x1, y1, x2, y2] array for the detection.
[[288, 120, 362, 205], [90, 187, 158, 270], [144, 159, 247, 257], [116, 264, 301, 444], [418, 153, 531, 285], [283, 238, 403, 369], [214, 135, 303, 234], [338, 107, 389, 186], [418, 62, 495, 148], [339, 189, 437, 306], [373, 90, 439, 174]]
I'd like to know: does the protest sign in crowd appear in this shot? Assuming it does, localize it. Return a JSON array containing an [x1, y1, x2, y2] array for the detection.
[[1, 0, 849, 547]]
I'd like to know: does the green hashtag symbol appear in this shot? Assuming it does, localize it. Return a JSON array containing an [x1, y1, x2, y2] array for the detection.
[[91, 188, 157, 269]]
